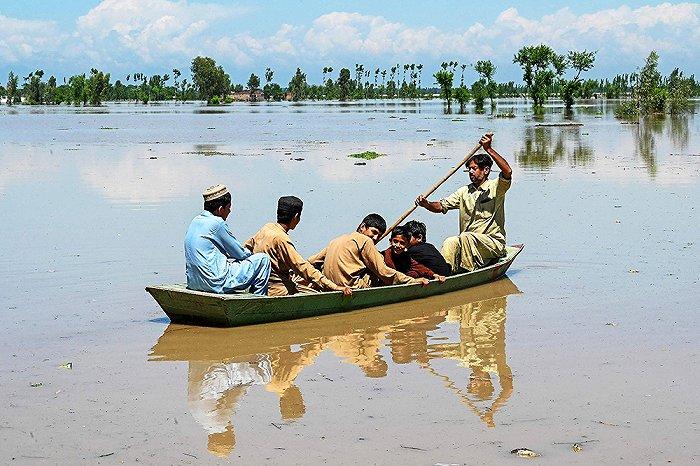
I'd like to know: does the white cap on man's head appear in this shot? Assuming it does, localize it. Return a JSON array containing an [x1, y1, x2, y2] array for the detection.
[[202, 184, 229, 201]]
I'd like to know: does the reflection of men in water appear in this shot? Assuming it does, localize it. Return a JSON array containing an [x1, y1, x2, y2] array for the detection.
[[187, 356, 272, 457], [326, 329, 389, 378], [436, 295, 513, 427], [186, 343, 325, 457], [416, 134, 513, 273], [244, 196, 351, 296], [184, 184, 271, 294]]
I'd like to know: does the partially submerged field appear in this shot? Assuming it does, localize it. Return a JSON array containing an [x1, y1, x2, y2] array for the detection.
[[1, 99, 698, 464]]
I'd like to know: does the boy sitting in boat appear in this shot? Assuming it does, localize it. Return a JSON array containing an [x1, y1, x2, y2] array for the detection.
[[184, 184, 271, 295], [404, 220, 452, 277], [244, 196, 352, 297], [308, 214, 430, 289], [416, 133, 512, 273], [382, 226, 446, 281]]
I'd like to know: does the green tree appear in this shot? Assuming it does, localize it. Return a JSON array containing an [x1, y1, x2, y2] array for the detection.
[[453, 85, 471, 113], [247, 73, 261, 101], [559, 50, 596, 110], [190, 56, 231, 103], [68, 73, 87, 105], [86, 68, 110, 105], [24, 70, 45, 104], [288, 68, 308, 101], [513, 44, 566, 109], [46, 75, 58, 104], [471, 79, 487, 112], [434, 69, 454, 110], [336, 68, 352, 101], [474, 60, 497, 109], [6, 71, 18, 105], [615, 51, 694, 119]]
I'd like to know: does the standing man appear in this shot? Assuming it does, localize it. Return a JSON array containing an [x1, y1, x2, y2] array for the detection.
[[416, 133, 512, 273], [244, 196, 352, 296], [185, 184, 270, 295]]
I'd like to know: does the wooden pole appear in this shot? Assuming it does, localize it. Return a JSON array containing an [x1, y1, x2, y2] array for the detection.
[[379, 140, 484, 242]]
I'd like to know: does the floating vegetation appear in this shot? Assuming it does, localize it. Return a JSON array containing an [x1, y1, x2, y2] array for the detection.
[[349, 151, 385, 160], [494, 112, 516, 118], [99, 126, 117, 130]]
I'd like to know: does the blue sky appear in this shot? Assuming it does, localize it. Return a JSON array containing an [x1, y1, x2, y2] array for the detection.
[[1, 1, 698, 85]]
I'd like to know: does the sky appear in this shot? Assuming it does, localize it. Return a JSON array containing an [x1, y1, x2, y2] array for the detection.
[[0, 0, 698, 85]]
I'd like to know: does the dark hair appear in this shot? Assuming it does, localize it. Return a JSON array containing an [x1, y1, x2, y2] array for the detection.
[[203, 192, 231, 213], [359, 213, 387, 233], [390, 225, 409, 239], [277, 196, 303, 224], [404, 220, 427, 242], [470, 153, 494, 170]]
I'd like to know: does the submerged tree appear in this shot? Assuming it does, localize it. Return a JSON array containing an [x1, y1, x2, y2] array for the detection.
[[559, 50, 596, 110], [615, 51, 694, 119], [190, 56, 231, 103], [434, 69, 455, 111], [453, 85, 471, 113], [474, 60, 497, 109], [513, 44, 566, 109], [6, 71, 18, 105], [337, 68, 352, 101], [247, 73, 261, 101], [288, 68, 308, 101]]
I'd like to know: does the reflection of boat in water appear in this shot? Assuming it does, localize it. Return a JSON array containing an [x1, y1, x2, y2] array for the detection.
[[146, 244, 523, 327], [149, 278, 521, 457]]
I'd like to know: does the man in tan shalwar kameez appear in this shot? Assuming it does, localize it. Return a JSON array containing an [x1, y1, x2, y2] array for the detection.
[[245, 196, 351, 297], [308, 213, 429, 288], [416, 133, 513, 273]]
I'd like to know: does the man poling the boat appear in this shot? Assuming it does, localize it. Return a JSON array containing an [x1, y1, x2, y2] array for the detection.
[[184, 184, 271, 295], [244, 196, 352, 297], [415, 133, 513, 273], [308, 214, 431, 289]]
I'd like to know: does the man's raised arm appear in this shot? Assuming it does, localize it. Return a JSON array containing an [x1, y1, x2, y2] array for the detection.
[[480, 133, 512, 180]]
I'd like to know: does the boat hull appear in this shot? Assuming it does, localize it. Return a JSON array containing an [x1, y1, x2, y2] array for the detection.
[[146, 244, 523, 327]]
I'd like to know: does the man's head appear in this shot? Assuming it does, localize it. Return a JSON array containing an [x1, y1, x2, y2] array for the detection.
[[277, 196, 303, 229], [389, 226, 410, 256], [357, 213, 386, 244], [467, 153, 493, 186], [404, 220, 427, 246], [203, 184, 232, 220]]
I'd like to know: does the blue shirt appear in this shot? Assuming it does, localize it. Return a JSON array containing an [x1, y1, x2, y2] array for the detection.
[[184, 211, 254, 293]]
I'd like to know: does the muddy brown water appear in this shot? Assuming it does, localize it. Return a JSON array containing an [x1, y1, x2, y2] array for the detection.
[[1, 99, 698, 464]]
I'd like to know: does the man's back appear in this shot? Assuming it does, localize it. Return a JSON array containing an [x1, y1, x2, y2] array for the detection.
[[310, 232, 417, 288], [408, 242, 452, 276]]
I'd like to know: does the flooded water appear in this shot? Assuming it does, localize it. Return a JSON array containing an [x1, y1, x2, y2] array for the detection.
[[1, 99, 698, 464]]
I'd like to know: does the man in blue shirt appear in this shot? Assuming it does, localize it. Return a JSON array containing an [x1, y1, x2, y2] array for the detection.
[[185, 184, 271, 295]]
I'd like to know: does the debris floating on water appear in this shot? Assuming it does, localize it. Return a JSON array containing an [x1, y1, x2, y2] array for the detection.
[[30, 382, 43, 388], [572, 443, 583, 453], [510, 448, 539, 458], [349, 151, 384, 160], [59, 362, 73, 369]]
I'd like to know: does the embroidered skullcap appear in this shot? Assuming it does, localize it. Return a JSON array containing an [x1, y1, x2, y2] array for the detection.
[[202, 184, 229, 201]]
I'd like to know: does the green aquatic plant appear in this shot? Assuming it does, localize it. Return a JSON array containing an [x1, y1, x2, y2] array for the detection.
[[349, 151, 385, 160]]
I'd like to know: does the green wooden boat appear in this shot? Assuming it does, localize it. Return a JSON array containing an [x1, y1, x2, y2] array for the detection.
[[146, 244, 524, 327]]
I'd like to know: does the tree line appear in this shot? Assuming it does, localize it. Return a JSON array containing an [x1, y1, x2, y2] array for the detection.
[[2, 46, 697, 119]]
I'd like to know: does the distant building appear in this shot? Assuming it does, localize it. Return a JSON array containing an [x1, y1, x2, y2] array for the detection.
[[229, 89, 265, 102]]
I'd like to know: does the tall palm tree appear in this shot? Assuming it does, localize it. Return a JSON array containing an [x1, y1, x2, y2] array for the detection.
[[417, 64, 423, 90], [460, 64, 467, 86]]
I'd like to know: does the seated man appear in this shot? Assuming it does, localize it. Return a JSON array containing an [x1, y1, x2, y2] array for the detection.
[[404, 220, 452, 277], [416, 133, 512, 273], [184, 184, 271, 295], [308, 214, 429, 288], [244, 196, 352, 297], [382, 226, 445, 281]]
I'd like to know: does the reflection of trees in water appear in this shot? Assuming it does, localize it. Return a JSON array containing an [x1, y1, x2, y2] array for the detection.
[[634, 113, 691, 177], [517, 126, 594, 169]]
